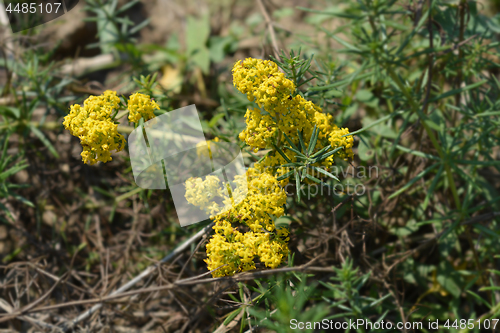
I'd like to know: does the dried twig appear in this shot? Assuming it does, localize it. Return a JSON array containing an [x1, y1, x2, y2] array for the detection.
[[0, 298, 63, 332], [0, 259, 332, 323], [60, 222, 215, 331], [256, 0, 281, 59]]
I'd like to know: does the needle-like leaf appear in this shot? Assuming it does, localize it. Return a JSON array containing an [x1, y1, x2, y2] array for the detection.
[[311, 144, 332, 159], [283, 132, 300, 152], [311, 166, 340, 182], [297, 129, 307, 153], [284, 145, 306, 158], [305, 173, 322, 184], [277, 171, 295, 181], [312, 146, 343, 163], [272, 144, 292, 163], [308, 125, 319, 156]]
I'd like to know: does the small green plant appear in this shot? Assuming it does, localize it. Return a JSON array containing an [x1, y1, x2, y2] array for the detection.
[[248, 274, 330, 333], [0, 131, 33, 222]]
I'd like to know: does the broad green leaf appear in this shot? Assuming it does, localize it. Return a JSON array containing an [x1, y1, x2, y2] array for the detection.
[[390, 219, 419, 237], [358, 139, 374, 161], [186, 14, 211, 73]]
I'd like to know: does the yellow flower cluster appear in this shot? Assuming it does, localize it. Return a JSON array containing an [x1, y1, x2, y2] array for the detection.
[[185, 174, 233, 217], [232, 58, 295, 112], [127, 92, 160, 123], [186, 58, 354, 277], [238, 108, 277, 151], [233, 58, 354, 183], [63, 90, 125, 165], [193, 167, 289, 277], [205, 227, 289, 277]]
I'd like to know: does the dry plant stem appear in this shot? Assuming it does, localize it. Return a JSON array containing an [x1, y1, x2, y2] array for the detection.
[[0, 299, 63, 332], [60, 54, 116, 76], [4, 261, 329, 320], [61, 222, 214, 331], [256, 0, 281, 60], [175, 232, 207, 281], [0, 2, 14, 60], [0, 272, 68, 324]]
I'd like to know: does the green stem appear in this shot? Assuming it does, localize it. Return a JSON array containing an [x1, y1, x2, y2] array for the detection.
[[386, 66, 461, 211], [115, 187, 142, 203], [387, 64, 487, 287]]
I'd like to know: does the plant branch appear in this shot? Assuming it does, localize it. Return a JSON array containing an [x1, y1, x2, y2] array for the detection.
[[256, 0, 281, 59]]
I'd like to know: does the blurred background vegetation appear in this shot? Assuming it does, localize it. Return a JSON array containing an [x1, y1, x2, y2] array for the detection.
[[1, 0, 500, 332]]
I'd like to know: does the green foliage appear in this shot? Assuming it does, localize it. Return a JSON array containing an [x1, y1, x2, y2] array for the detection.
[[0, 132, 33, 222], [248, 274, 330, 333], [84, 0, 150, 71], [1, 0, 500, 331], [321, 259, 392, 324], [286, 0, 500, 329], [243, 260, 393, 332]]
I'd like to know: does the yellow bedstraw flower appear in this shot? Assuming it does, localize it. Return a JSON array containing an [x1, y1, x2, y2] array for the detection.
[[188, 58, 355, 277], [329, 127, 355, 160], [232, 58, 295, 117], [238, 108, 277, 150], [184, 174, 233, 217], [127, 92, 160, 123], [232, 58, 354, 166], [186, 167, 289, 277], [63, 90, 125, 165]]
